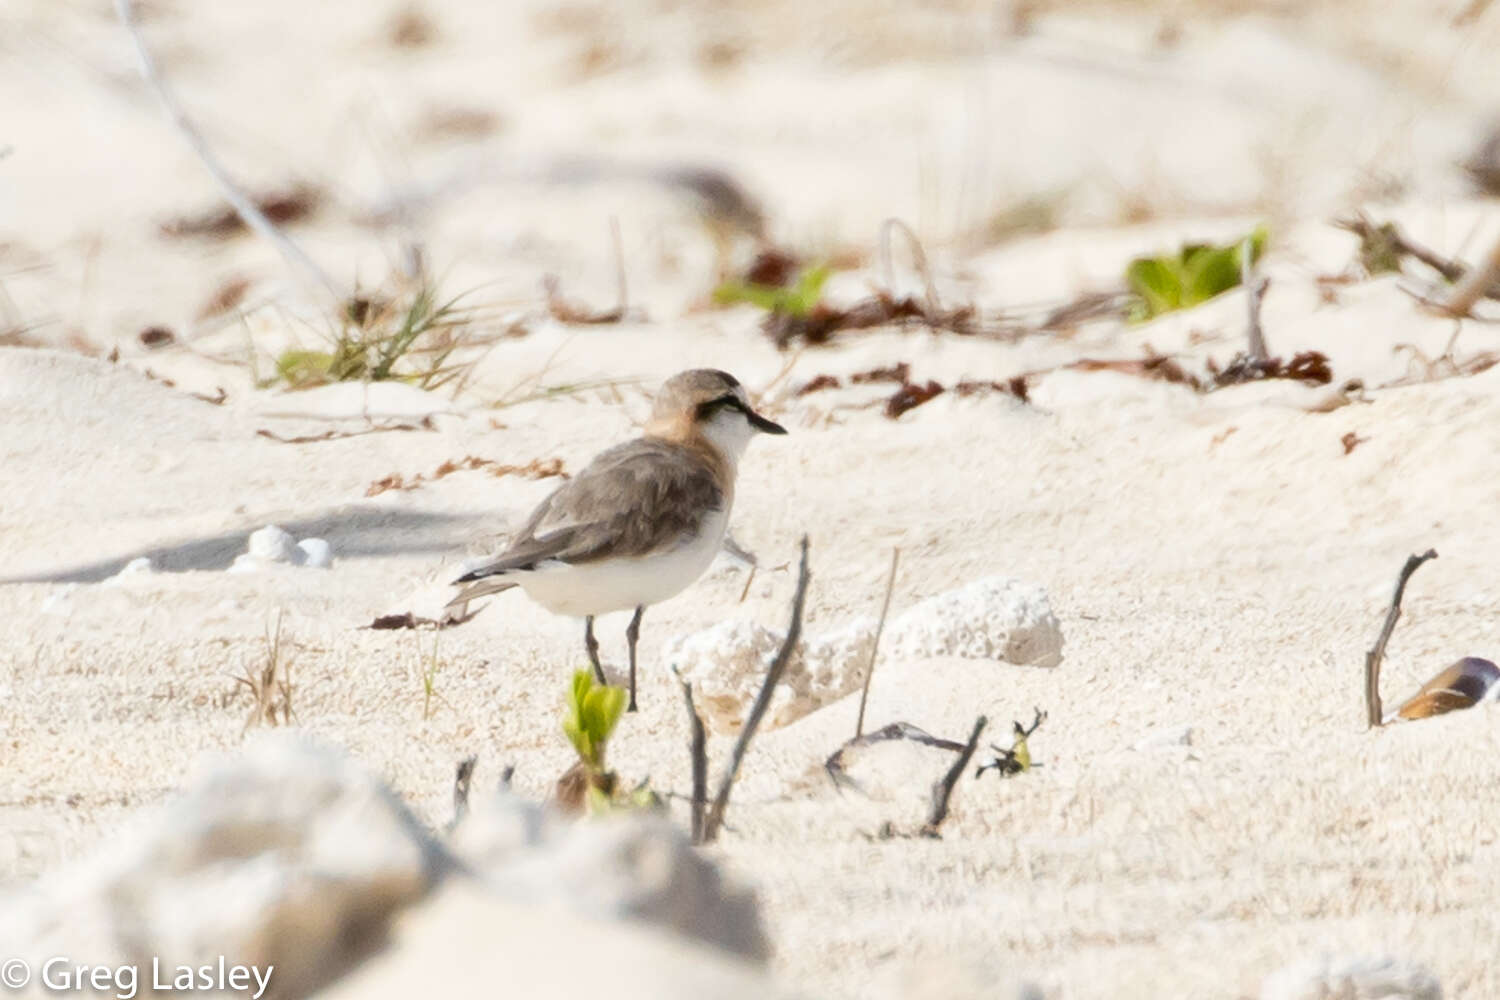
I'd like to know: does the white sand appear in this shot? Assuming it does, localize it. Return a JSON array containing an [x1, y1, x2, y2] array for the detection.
[[6, 0, 1500, 996]]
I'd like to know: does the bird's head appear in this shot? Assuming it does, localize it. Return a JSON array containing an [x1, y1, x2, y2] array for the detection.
[[648, 368, 786, 463]]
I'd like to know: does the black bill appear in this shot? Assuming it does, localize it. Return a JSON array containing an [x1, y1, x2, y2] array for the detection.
[[747, 408, 788, 434]]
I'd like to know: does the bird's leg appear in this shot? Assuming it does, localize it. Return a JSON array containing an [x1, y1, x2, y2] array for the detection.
[[625, 605, 644, 712], [584, 616, 606, 685]]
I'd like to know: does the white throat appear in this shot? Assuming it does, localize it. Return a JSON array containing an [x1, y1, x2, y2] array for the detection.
[[698, 409, 756, 467]]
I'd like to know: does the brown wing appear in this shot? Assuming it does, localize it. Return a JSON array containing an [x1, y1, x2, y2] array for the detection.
[[451, 438, 724, 583]]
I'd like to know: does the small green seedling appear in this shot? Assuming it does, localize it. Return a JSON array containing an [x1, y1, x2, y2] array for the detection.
[[563, 669, 627, 772], [1125, 226, 1268, 322], [556, 669, 633, 814], [712, 263, 831, 318]]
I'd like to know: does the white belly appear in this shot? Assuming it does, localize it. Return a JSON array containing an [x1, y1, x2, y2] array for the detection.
[[514, 508, 729, 617]]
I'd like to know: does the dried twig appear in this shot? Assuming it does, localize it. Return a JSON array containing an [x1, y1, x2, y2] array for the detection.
[[451, 755, 477, 829], [878, 218, 942, 324], [921, 715, 987, 838], [1442, 234, 1500, 318], [703, 535, 811, 843], [855, 547, 901, 739], [673, 668, 708, 844], [1242, 234, 1269, 364], [1365, 549, 1438, 729], [1334, 214, 1468, 284], [113, 0, 341, 304], [824, 722, 966, 794]]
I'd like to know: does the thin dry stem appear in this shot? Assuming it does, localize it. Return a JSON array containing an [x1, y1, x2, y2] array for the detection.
[[854, 547, 901, 739], [1442, 234, 1500, 318], [114, 0, 341, 304], [921, 715, 987, 838], [674, 668, 708, 844], [703, 535, 811, 843], [1365, 549, 1438, 728]]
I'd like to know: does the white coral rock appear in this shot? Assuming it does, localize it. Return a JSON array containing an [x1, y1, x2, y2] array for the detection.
[[247, 524, 299, 564], [666, 618, 875, 733], [297, 537, 333, 568], [667, 576, 1061, 733], [885, 576, 1062, 666]]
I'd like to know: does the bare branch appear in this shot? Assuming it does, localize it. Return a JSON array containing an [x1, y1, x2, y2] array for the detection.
[[1442, 234, 1500, 318], [855, 547, 901, 739], [703, 535, 811, 842], [1365, 550, 1439, 728], [451, 755, 477, 829], [113, 0, 342, 304], [920, 715, 987, 838], [824, 721, 965, 795], [673, 668, 708, 844]]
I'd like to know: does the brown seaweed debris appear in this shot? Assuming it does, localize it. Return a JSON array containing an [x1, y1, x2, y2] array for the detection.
[[851, 363, 910, 384], [764, 292, 976, 349], [884, 379, 945, 418], [795, 374, 841, 396], [1210, 350, 1332, 388], [366, 455, 566, 497], [159, 184, 322, 240]]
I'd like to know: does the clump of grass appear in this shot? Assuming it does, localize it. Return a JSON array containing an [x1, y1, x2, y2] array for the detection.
[[236, 611, 295, 733], [1125, 225, 1267, 322], [266, 279, 480, 391], [712, 263, 831, 318], [415, 635, 450, 721]]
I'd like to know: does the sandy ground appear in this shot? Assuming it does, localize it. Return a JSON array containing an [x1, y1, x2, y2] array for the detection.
[[6, 0, 1500, 997]]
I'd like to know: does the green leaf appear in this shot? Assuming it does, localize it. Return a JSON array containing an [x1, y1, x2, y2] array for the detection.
[[561, 669, 626, 769], [581, 684, 626, 747], [274, 349, 335, 388], [1124, 226, 1269, 322], [711, 263, 831, 318]]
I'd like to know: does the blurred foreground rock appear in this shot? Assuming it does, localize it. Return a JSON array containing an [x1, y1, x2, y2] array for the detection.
[[1260, 953, 1443, 1000], [0, 732, 778, 999]]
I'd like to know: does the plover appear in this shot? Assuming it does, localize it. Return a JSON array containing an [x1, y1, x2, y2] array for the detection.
[[446, 369, 786, 710]]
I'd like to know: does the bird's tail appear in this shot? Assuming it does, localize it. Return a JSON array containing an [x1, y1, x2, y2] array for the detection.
[[442, 578, 518, 625]]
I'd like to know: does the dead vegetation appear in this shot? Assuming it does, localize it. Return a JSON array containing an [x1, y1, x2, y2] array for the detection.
[[159, 184, 323, 241], [679, 536, 810, 844], [976, 709, 1047, 779], [1363, 549, 1437, 728], [234, 612, 296, 733], [365, 455, 566, 497]]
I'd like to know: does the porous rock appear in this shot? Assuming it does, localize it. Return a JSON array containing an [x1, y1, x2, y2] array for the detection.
[[884, 576, 1062, 666], [450, 791, 770, 962], [667, 575, 1062, 733], [318, 881, 782, 1000], [667, 617, 875, 733], [0, 732, 445, 999]]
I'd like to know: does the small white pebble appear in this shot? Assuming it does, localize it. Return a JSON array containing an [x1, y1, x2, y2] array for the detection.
[[247, 525, 298, 563], [296, 537, 333, 568]]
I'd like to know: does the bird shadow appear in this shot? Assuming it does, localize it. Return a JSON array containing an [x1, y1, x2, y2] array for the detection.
[[0, 505, 477, 585]]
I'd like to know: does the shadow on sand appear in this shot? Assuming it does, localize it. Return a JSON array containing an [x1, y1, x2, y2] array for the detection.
[[0, 506, 480, 585]]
